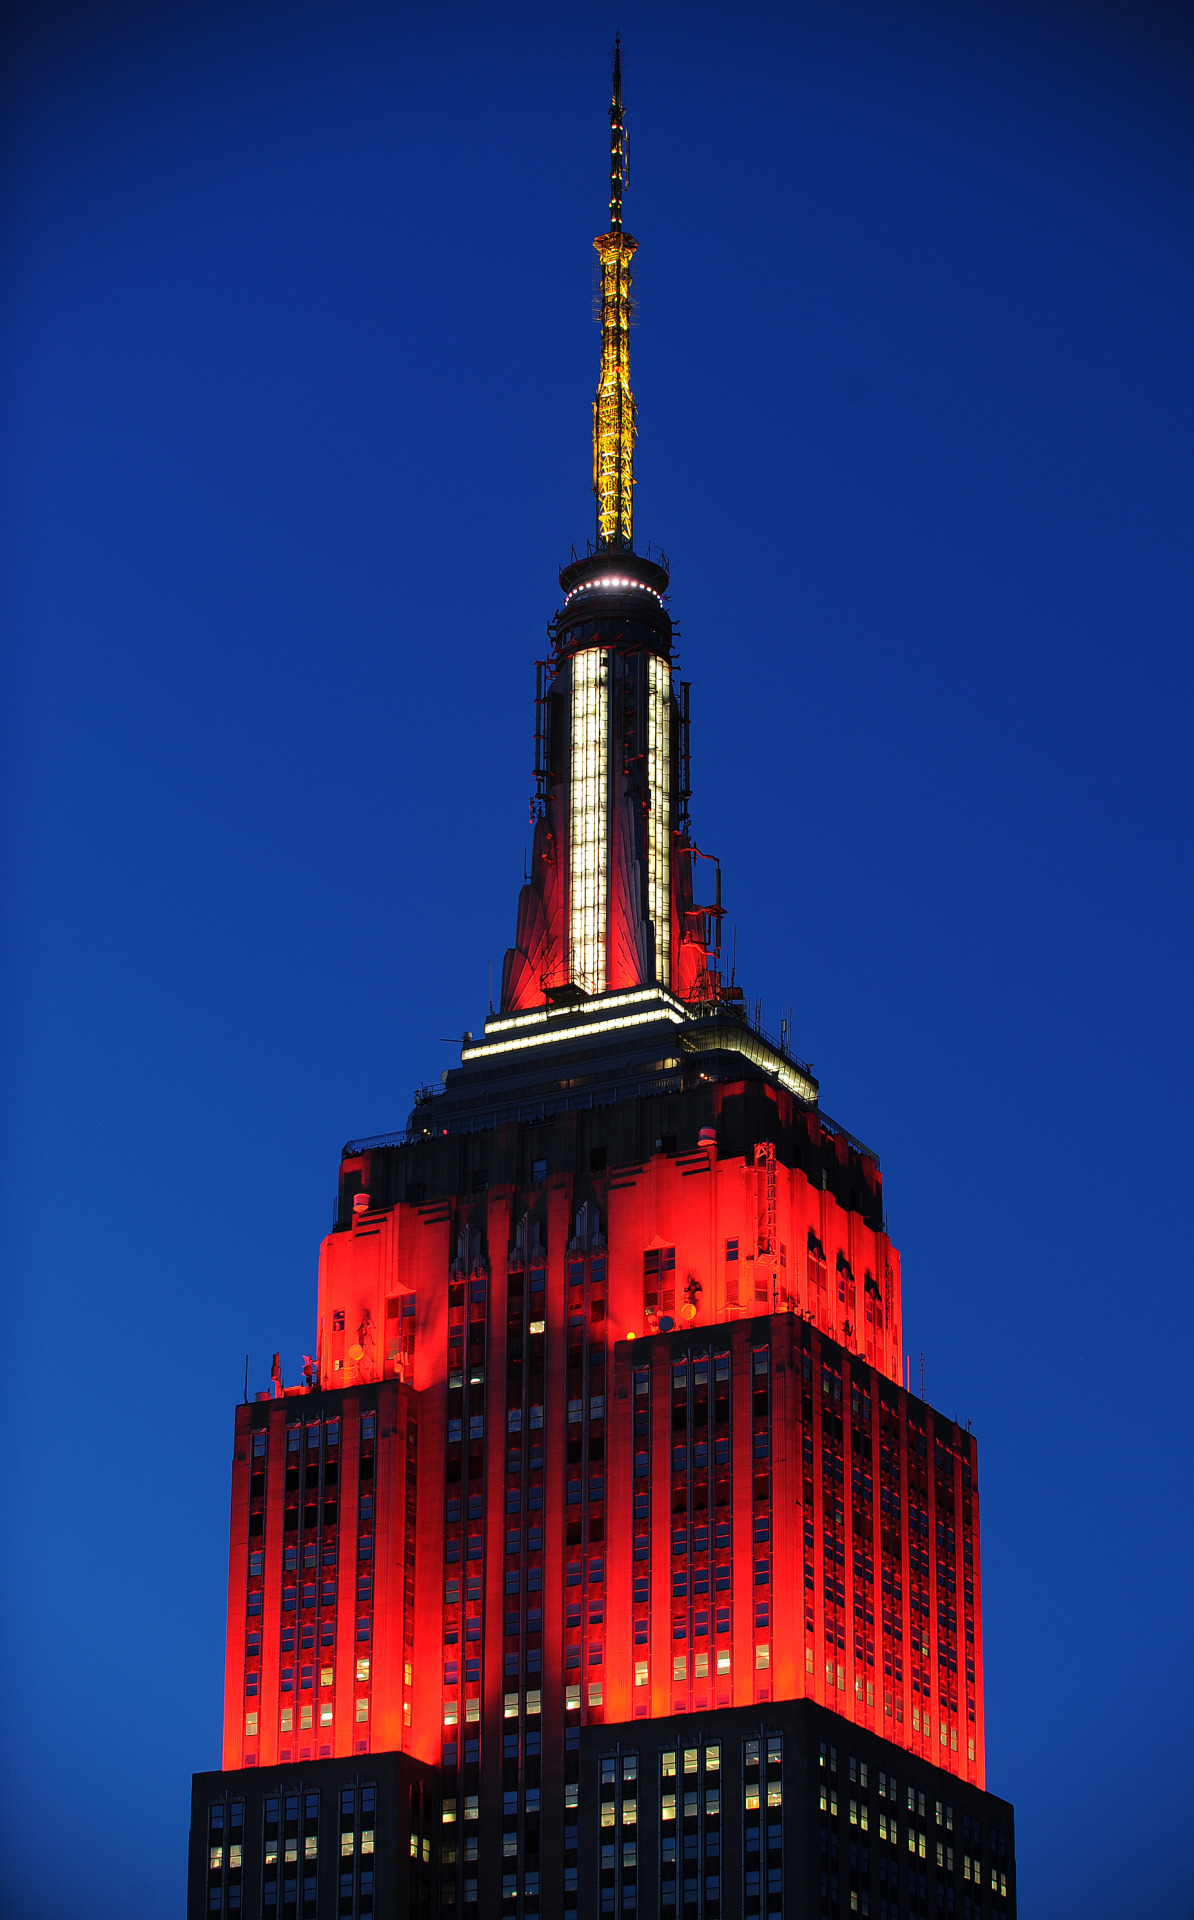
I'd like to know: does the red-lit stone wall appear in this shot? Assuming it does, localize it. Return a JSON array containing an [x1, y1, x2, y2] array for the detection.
[[223, 1129, 983, 1869]]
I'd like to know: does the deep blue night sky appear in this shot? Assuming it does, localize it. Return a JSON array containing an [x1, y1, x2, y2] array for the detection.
[[3, 3, 1193, 1914]]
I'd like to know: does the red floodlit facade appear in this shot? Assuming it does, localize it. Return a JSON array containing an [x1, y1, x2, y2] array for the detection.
[[190, 47, 1014, 1920], [224, 1118, 983, 1793]]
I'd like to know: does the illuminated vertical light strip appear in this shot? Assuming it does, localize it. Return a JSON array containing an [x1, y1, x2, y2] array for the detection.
[[570, 648, 608, 993], [646, 654, 671, 985]]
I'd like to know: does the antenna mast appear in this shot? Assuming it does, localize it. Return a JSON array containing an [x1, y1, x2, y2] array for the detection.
[[592, 37, 637, 550]]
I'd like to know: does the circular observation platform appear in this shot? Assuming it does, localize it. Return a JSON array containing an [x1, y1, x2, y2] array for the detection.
[[558, 547, 670, 604]]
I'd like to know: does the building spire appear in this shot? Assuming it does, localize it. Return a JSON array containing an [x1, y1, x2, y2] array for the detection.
[[592, 38, 636, 550], [609, 35, 624, 233]]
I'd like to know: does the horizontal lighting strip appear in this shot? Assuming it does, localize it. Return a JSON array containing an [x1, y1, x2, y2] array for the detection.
[[563, 577, 663, 606], [484, 986, 686, 1037], [688, 1024, 818, 1104], [774, 1061, 818, 1101], [462, 1005, 685, 1062]]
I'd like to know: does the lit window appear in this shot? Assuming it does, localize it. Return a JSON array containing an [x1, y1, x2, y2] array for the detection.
[[362, 1829, 374, 1855], [320, 1705, 333, 1726], [305, 1836, 317, 1860], [279, 1708, 293, 1732], [356, 1698, 369, 1722], [244, 1713, 257, 1737], [716, 1651, 730, 1674], [634, 1661, 648, 1687], [755, 1645, 770, 1670], [341, 1834, 355, 1857]]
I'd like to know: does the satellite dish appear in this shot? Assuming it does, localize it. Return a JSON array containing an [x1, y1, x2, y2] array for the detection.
[[348, 1343, 364, 1362]]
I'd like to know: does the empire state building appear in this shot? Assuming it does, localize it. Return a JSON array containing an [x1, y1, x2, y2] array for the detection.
[[187, 45, 1018, 1920]]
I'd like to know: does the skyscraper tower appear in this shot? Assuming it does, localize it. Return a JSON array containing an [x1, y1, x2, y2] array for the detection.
[[188, 47, 1017, 1920]]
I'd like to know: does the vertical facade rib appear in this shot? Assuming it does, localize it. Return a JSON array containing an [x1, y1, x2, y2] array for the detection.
[[568, 648, 609, 994], [646, 653, 671, 986]]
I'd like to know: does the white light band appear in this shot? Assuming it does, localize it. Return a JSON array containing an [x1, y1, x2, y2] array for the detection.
[[484, 986, 687, 1037], [461, 1004, 686, 1062], [647, 653, 671, 987]]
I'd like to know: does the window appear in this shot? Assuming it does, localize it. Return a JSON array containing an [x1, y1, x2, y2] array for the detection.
[[755, 1644, 770, 1669], [644, 1246, 676, 1312]]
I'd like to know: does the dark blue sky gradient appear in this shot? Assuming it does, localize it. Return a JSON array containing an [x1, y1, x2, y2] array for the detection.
[[3, 3, 1193, 1914]]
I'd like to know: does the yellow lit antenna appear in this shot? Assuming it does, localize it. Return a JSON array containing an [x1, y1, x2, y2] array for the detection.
[[592, 37, 636, 551]]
